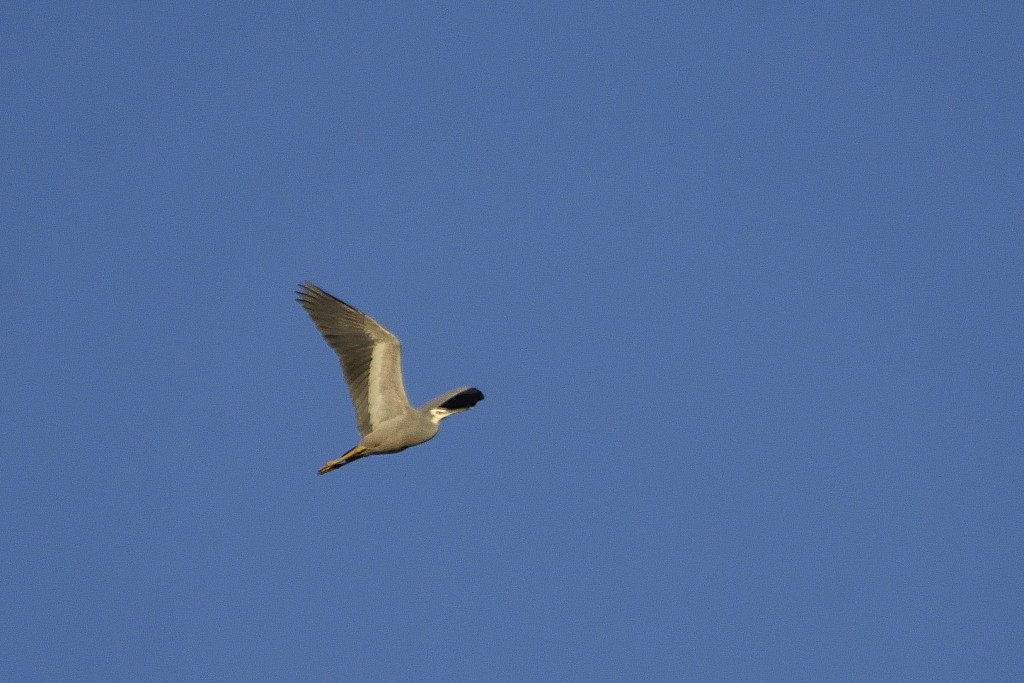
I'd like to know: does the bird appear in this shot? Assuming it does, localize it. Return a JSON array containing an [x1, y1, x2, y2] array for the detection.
[[296, 282, 484, 474]]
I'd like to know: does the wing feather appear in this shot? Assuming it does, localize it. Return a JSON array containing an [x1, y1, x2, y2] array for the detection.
[[296, 282, 411, 435]]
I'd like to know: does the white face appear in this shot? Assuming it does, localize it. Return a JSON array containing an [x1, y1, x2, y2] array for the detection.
[[429, 408, 451, 424]]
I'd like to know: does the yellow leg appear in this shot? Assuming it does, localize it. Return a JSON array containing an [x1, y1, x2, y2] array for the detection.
[[318, 445, 368, 475]]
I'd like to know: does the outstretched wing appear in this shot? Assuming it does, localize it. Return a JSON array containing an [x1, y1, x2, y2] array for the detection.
[[296, 282, 411, 435]]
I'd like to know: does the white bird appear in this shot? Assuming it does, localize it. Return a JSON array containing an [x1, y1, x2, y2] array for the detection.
[[296, 282, 484, 474]]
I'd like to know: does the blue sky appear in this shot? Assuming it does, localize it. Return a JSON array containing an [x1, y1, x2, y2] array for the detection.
[[2, 2, 1022, 680]]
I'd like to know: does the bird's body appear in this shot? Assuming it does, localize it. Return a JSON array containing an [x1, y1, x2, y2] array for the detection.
[[362, 412, 439, 453], [296, 282, 483, 474]]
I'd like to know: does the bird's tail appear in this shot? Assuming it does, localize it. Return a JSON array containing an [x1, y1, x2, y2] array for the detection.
[[318, 445, 368, 475]]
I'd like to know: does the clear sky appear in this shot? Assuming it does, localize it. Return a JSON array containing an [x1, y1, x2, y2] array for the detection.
[[2, 2, 1022, 680]]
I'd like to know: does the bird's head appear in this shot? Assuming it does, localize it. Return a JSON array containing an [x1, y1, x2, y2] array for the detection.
[[423, 386, 485, 423]]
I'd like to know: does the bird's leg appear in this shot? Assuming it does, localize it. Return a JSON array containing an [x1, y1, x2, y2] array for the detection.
[[318, 445, 368, 475]]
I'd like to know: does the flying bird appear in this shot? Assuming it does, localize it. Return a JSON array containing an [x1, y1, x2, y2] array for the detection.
[[296, 282, 484, 474]]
